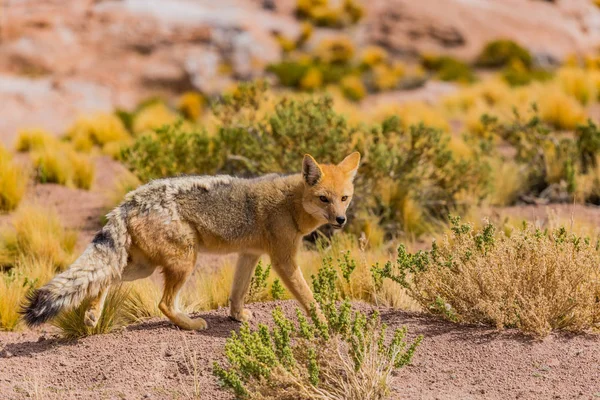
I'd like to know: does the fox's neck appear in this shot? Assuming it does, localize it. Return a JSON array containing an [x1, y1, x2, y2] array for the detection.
[[286, 175, 325, 235]]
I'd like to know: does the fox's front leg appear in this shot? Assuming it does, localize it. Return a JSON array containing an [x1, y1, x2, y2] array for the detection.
[[270, 254, 325, 322], [84, 286, 110, 327], [230, 254, 260, 322]]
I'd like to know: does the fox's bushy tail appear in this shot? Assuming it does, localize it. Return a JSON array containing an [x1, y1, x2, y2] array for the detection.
[[21, 207, 131, 326]]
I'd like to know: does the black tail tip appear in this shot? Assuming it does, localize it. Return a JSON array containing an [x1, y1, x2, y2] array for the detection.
[[20, 288, 60, 327]]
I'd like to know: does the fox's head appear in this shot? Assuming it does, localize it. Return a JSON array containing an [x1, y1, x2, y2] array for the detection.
[[301, 152, 361, 229]]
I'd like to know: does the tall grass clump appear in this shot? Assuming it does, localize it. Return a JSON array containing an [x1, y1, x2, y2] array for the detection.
[[213, 257, 422, 399], [66, 112, 132, 158], [374, 217, 600, 336], [15, 129, 96, 190], [0, 145, 27, 212], [52, 286, 130, 339], [33, 146, 95, 190], [0, 205, 77, 270], [0, 258, 55, 330]]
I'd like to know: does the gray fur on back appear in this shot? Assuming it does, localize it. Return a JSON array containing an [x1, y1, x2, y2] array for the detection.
[[122, 174, 299, 242]]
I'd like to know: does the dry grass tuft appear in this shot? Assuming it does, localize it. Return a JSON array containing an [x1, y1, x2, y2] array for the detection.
[[0, 205, 77, 270], [0, 145, 28, 213], [0, 257, 55, 331], [32, 144, 95, 190], [133, 103, 179, 134], [537, 87, 586, 130], [52, 285, 130, 339], [14, 129, 57, 152], [66, 112, 132, 157], [380, 218, 600, 336]]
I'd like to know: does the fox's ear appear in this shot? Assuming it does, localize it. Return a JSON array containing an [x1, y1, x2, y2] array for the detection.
[[303, 154, 323, 186], [338, 152, 361, 180]]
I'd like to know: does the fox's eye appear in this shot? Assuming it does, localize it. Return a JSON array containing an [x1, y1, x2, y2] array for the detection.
[[319, 196, 329, 203], [341, 196, 348, 202]]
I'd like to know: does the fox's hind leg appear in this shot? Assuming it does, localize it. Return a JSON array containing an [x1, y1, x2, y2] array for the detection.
[[84, 286, 109, 327], [230, 253, 260, 322], [159, 254, 207, 331]]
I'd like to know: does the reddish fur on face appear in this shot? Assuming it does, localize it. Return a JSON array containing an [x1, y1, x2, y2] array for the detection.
[[302, 152, 360, 226]]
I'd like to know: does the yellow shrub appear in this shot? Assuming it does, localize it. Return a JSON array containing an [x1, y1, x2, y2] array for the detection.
[[0, 258, 55, 330], [391, 61, 406, 79], [15, 129, 57, 152], [556, 67, 597, 105], [374, 102, 450, 132], [0, 146, 27, 213], [316, 36, 355, 64], [300, 67, 323, 90], [372, 64, 399, 91], [275, 33, 297, 53], [67, 113, 131, 155], [69, 151, 95, 190], [297, 21, 313, 46], [32, 143, 95, 190], [340, 75, 366, 101], [33, 147, 70, 186], [537, 88, 586, 130], [0, 205, 77, 270], [360, 46, 388, 68], [178, 91, 205, 121], [133, 103, 178, 134]]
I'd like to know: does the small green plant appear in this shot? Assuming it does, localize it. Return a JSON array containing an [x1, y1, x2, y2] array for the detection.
[[375, 217, 600, 336], [52, 286, 130, 339], [247, 261, 271, 303], [576, 119, 600, 173], [214, 256, 422, 399], [270, 279, 286, 300]]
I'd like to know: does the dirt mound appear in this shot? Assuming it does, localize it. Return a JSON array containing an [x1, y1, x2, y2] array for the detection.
[[1, 300, 599, 399]]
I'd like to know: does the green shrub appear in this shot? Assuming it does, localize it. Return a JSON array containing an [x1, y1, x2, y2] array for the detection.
[[421, 55, 475, 83], [480, 109, 590, 201], [121, 121, 220, 182], [213, 85, 357, 175], [476, 39, 533, 68], [267, 61, 310, 88], [123, 83, 489, 237], [501, 61, 553, 87], [363, 116, 490, 234], [373, 217, 600, 336], [214, 256, 421, 399]]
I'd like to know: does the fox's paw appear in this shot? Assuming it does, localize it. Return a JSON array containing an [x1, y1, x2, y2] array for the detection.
[[84, 310, 99, 328], [230, 308, 253, 323], [191, 317, 208, 330]]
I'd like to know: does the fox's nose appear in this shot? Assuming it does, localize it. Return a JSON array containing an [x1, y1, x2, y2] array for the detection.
[[335, 216, 346, 225]]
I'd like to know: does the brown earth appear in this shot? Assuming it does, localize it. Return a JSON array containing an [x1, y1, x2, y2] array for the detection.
[[0, 300, 599, 400]]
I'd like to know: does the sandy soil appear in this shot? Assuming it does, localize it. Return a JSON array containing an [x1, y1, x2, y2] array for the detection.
[[0, 300, 599, 400]]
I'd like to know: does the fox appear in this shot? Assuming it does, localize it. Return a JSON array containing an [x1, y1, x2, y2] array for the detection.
[[21, 152, 361, 330]]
